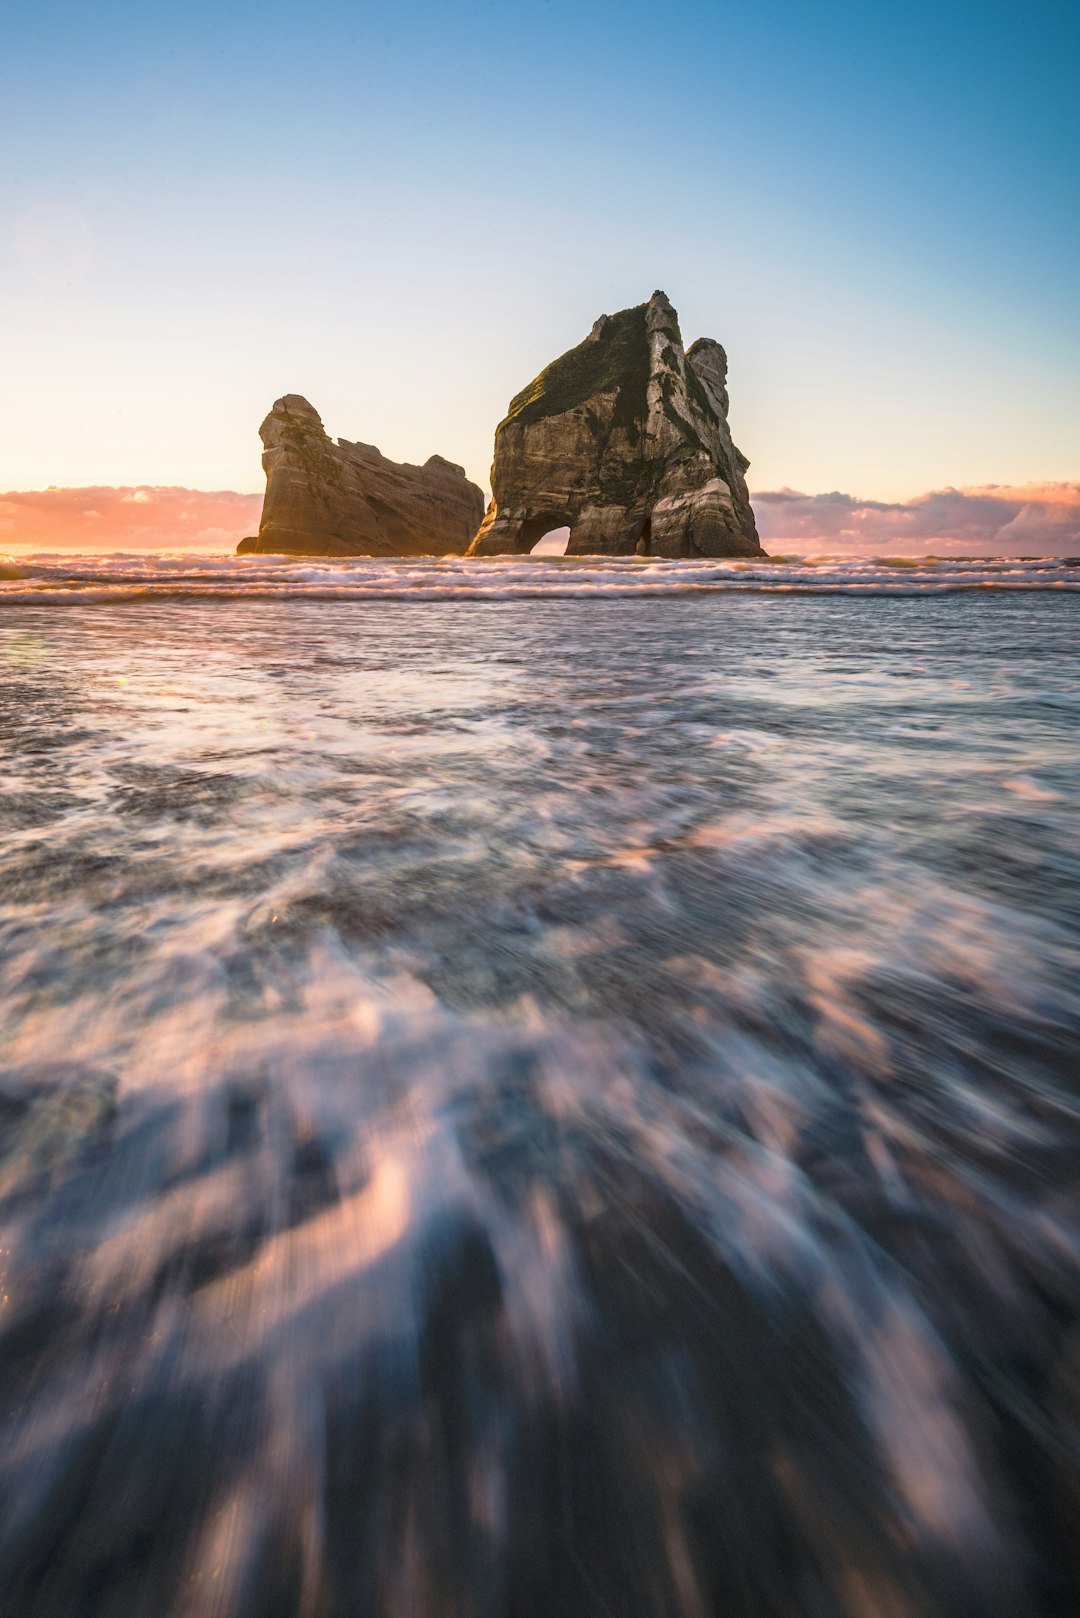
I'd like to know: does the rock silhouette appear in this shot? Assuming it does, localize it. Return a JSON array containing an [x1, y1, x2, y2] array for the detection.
[[238, 395, 484, 557], [468, 291, 763, 557]]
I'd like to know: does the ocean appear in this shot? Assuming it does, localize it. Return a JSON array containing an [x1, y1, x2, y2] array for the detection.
[[1, 553, 1078, 1616]]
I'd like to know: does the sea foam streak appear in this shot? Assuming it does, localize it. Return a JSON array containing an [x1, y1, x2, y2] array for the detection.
[[0, 589, 1078, 1617], [0, 549, 1077, 603]]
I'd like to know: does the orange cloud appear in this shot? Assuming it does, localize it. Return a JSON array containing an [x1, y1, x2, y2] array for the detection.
[[0, 486, 262, 551], [2, 481, 1078, 556]]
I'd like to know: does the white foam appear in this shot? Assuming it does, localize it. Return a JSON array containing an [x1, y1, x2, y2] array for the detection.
[[1, 550, 1077, 604]]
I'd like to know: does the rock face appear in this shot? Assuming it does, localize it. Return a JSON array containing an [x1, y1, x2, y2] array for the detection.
[[238, 396, 485, 557], [468, 292, 763, 558]]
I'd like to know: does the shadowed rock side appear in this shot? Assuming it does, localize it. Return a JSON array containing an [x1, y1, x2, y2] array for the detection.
[[237, 395, 485, 557], [468, 292, 764, 557]]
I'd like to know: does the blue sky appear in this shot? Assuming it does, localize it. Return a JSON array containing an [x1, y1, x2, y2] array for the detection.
[[2, 0, 1077, 500]]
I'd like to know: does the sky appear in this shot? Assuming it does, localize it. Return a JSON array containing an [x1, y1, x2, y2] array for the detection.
[[2, 0, 1078, 551]]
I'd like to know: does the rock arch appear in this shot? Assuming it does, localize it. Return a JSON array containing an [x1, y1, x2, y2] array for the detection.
[[467, 292, 763, 560]]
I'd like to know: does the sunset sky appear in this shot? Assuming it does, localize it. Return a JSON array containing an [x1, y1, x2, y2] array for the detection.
[[2, 0, 1078, 551]]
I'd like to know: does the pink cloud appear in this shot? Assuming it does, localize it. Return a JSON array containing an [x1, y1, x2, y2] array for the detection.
[[0, 486, 262, 551], [2, 480, 1078, 556], [751, 482, 1080, 556]]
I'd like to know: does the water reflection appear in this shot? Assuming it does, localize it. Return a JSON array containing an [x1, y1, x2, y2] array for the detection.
[[0, 594, 1078, 1616]]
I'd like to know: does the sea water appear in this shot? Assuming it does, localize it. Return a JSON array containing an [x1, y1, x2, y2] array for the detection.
[[1, 555, 1078, 1616]]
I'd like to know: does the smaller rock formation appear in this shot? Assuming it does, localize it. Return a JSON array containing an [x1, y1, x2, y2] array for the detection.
[[238, 396, 484, 557], [468, 292, 763, 558]]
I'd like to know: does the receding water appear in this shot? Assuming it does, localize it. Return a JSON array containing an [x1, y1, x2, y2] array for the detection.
[[1, 583, 1078, 1617]]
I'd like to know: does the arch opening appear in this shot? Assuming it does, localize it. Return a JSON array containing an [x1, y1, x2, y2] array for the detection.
[[530, 525, 571, 557], [518, 512, 572, 556], [635, 516, 653, 556]]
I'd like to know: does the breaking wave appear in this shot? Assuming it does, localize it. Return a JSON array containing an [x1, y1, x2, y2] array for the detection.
[[0, 549, 1078, 603]]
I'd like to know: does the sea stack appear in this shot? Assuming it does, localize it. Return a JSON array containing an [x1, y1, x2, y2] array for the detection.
[[237, 395, 485, 556], [468, 291, 763, 557]]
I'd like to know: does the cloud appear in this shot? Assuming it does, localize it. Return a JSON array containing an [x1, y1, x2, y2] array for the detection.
[[751, 482, 1080, 556], [2, 481, 1078, 556], [0, 486, 263, 551]]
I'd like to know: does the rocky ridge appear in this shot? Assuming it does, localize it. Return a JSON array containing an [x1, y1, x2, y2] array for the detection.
[[467, 291, 763, 557], [237, 396, 484, 557]]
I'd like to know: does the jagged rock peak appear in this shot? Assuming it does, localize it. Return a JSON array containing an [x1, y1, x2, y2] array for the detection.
[[468, 292, 763, 558], [237, 395, 484, 558]]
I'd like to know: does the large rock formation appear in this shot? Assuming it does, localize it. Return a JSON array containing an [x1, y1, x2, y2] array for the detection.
[[237, 395, 484, 556], [468, 292, 763, 557]]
